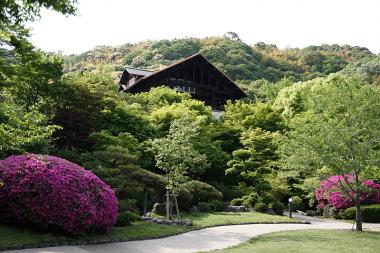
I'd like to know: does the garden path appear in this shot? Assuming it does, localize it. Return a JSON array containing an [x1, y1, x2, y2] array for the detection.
[[5, 215, 380, 253]]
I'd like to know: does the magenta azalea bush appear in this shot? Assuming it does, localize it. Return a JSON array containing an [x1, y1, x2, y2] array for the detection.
[[315, 175, 380, 209], [0, 154, 118, 235]]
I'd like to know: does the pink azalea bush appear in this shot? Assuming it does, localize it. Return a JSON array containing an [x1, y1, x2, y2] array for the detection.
[[0, 154, 118, 235], [315, 175, 380, 209]]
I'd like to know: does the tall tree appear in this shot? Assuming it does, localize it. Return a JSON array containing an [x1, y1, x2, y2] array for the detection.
[[1, 0, 77, 87], [226, 128, 278, 196], [151, 115, 209, 218], [0, 90, 58, 158], [279, 75, 380, 231]]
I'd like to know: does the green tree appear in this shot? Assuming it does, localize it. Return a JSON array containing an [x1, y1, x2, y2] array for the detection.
[[222, 100, 284, 132], [83, 130, 165, 214], [278, 75, 380, 231], [151, 115, 209, 218], [226, 128, 279, 196], [0, 91, 58, 158], [1, 0, 77, 87]]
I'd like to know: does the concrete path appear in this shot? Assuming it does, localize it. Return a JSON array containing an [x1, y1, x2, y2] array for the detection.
[[4, 215, 380, 253]]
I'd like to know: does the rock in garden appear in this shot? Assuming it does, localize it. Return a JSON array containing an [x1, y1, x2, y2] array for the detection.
[[152, 203, 167, 216]]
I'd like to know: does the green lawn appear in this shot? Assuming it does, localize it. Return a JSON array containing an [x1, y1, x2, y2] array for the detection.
[[0, 212, 296, 250], [0, 221, 191, 250], [205, 230, 380, 253], [184, 211, 295, 228]]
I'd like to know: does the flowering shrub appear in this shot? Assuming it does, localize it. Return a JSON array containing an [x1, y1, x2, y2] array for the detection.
[[0, 154, 118, 235], [315, 175, 380, 209]]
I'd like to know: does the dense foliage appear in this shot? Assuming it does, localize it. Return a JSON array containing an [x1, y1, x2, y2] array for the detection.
[[63, 35, 376, 87], [0, 154, 118, 234]]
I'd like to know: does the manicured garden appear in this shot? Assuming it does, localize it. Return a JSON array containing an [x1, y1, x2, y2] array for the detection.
[[2, 3, 380, 250], [205, 230, 380, 253], [0, 212, 296, 250]]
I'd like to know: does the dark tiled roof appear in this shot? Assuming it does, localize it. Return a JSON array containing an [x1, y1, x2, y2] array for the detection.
[[124, 67, 154, 77]]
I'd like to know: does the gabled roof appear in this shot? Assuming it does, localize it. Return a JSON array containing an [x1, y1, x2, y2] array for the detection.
[[120, 53, 246, 99], [124, 67, 153, 77]]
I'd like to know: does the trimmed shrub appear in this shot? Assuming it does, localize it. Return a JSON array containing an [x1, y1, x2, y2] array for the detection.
[[119, 199, 139, 213], [315, 175, 380, 209], [255, 202, 268, 212], [241, 193, 259, 208], [181, 180, 223, 204], [332, 209, 345, 219], [291, 196, 304, 211], [361, 205, 380, 222], [209, 199, 224, 212], [177, 187, 194, 211], [116, 211, 140, 226], [0, 154, 118, 235], [197, 202, 211, 212], [271, 201, 285, 215], [259, 193, 274, 205], [230, 198, 243, 206], [343, 204, 380, 222], [343, 207, 356, 220]]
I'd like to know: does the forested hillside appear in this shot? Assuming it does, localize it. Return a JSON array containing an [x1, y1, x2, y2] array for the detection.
[[62, 33, 380, 103], [63, 33, 378, 84]]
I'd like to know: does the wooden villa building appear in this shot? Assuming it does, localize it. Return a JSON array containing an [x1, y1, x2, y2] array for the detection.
[[119, 53, 246, 111]]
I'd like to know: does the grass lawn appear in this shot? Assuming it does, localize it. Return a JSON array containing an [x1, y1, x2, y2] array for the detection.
[[0, 221, 191, 250], [205, 230, 380, 253], [0, 212, 296, 250], [184, 211, 295, 228]]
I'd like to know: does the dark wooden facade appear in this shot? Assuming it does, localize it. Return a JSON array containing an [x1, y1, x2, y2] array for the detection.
[[119, 53, 246, 110]]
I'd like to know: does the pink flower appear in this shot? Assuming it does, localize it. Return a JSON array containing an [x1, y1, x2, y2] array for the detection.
[[0, 154, 118, 235], [315, 175, 380, 209]]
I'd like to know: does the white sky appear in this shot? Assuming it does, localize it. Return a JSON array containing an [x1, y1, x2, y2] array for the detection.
[[29, 0, 380, 55]]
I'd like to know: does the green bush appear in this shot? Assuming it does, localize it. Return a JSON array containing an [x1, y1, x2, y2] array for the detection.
[[256, 182, 272, 192], [333, 209, 345, 219], [197, 202, 212, 212], [255, 202, 268, 212], [119, 199, 139, 213], [241, 193, 259, 208], [291, 196, 304, 211], [177, 187, 194, 211], [212, 182, 254, 201], [209, 199, 224, 212], [178, 180, 222, 210], [271, 201, 285, 215], [231, 198, 243, 206], [116, 211, 140, 226], [259, 193, 274, 205], [343, 207, 356, 219], [306, 210, 318, 216], [362, 205, 380, 222], [343, 204, 380, 222]]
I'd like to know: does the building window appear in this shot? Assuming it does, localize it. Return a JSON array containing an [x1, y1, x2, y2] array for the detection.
[[175, 85, 196, 94]]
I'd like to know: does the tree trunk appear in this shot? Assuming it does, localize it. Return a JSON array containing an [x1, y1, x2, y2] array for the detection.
[[173, 194, 180, 218], [166, 190, 170, 220], [354, 173, 363, 231]]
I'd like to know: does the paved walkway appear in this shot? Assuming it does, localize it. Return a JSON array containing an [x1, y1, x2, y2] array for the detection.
[[5, 215, 380, 253]]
